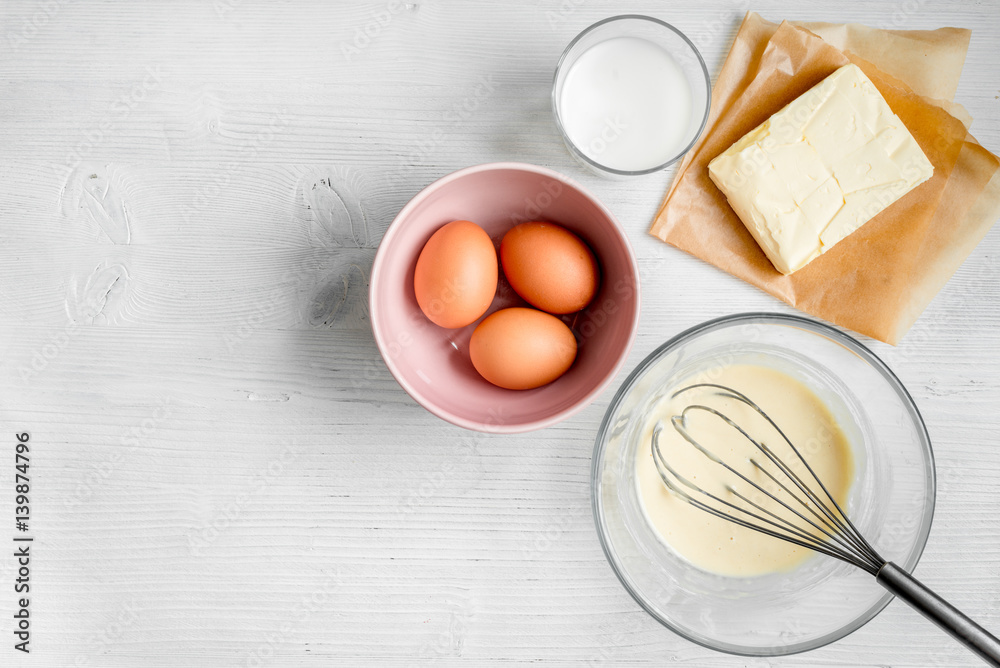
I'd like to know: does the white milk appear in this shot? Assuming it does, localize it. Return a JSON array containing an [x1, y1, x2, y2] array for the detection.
[[559, 36, 693, 172]]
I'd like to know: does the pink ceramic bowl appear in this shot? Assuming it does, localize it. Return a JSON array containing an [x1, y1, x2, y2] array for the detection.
[[369, 162, 640, 433]]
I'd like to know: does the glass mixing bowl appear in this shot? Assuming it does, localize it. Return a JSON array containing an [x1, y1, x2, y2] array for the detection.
[[591, 312, 935, 656]]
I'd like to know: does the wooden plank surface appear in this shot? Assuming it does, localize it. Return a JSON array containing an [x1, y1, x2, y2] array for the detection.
[[1, 0, 999, 666]]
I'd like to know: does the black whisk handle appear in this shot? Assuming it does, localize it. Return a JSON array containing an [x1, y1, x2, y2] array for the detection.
[[876, 562, 1000, 666]]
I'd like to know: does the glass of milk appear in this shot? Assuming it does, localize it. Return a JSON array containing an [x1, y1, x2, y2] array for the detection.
[[552, 15, 711, 177]]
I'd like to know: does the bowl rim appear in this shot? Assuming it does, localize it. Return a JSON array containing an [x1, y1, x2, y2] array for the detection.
[[369, 161, 642, 433], [551, 14, 713, 176], [591, 311, 937, 656]]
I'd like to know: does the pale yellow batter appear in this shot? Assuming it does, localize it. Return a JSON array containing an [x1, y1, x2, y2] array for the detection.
[[635, 363, 854, 577]]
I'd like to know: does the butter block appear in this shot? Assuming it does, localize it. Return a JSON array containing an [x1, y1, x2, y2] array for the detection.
[[708, 64, 934, 275]]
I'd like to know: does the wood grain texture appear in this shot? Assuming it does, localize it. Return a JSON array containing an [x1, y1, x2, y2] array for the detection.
[[0, 0, 999, 666]]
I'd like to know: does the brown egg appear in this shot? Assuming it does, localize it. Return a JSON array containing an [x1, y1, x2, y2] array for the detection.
[[500, 222, 600, 314], [469, 307, 577, 390], [414, 220, 498, 328]]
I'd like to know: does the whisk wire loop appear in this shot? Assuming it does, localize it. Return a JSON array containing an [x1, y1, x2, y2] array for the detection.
[[653, 385, 880, 571], [669, 383, 883, 571], [670, 409, 853, 553], [650, 426, 875, 571]]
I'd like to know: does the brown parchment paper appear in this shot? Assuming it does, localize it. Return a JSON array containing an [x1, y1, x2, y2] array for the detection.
[[650, 13, 1000, 344], [796, 21, 972, 103]]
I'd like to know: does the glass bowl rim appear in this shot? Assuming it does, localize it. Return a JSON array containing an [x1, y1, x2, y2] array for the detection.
[[590, 311, 936, 656], [551, 14, 713, 177]]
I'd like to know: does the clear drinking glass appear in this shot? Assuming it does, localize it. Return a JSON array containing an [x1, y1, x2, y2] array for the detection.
[[552, 15, 712, 177]]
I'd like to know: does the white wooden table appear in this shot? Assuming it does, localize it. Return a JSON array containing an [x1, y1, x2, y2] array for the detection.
[[1, 1, 998, 666]]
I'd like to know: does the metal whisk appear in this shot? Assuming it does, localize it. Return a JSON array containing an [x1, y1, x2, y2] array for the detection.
[[652, 383, 1000, 666]]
